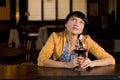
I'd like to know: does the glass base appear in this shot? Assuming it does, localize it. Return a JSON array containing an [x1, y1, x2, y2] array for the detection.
[[74, 67, 86, 71]]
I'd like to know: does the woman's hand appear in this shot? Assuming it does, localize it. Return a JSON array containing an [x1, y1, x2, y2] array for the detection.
[[66, 57, 83, 68], [80, 58, 94, 69], [65, 57, 94, 69]]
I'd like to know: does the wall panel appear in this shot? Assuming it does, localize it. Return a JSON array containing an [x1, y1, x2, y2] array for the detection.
[[57, 0, 70, 19], [43, 0, 56, 20], [28, 0, 42, 20]]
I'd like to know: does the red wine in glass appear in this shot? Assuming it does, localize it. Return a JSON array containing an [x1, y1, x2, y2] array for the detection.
[[74, 49, 87, 57], [74, 48, 87, 71]]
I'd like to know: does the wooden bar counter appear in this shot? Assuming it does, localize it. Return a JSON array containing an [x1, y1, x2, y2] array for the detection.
[[0, 64, 120, 79]]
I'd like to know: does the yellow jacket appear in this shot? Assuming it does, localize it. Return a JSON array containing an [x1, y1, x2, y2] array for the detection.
[[37, 31, 115, 66]]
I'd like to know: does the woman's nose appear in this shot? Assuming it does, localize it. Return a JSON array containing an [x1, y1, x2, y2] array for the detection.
[[74, 21, 79, 26]]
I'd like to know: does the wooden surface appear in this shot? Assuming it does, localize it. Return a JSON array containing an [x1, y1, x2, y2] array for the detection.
[[0, 64, 120, 79]]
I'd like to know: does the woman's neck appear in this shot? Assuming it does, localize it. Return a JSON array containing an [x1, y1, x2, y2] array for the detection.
[[65, 31, 79, 54], [65, 30, 78, 45], [67, 35, 77, 45]]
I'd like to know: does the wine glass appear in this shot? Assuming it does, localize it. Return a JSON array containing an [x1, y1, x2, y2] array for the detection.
[[74, 35, 87, 71]]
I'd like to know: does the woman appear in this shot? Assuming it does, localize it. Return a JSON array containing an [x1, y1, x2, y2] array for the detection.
[[37, 11, 115, 70]]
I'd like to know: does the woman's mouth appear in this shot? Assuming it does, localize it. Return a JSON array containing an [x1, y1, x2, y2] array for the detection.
[[72, 27, 79, 30]]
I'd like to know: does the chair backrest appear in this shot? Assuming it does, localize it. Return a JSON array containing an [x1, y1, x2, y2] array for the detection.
[[113, 39, 120, 52], [36, 26, 48, 50], [24, 25, 38, 33], [8, 29, 20, 48]]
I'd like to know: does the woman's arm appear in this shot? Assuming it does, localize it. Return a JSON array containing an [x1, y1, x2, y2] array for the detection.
[[37, 32, 73, 68], [82, 35, 115, 69], [81, 57, 114, 69], [37, 33, 56, 66], [42, 58, 79, 68]]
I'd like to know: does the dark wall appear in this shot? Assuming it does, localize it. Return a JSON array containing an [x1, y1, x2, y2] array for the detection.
[[115, 0, 120, 39]]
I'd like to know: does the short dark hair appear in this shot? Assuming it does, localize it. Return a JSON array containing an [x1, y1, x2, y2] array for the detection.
[[65, 11, 89, 34]]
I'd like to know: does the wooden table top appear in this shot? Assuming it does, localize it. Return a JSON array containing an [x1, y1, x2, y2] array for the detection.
[[0, 64, 120, 79]]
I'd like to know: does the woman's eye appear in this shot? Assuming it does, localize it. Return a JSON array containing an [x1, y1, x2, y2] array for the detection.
[[71, 18, 76, 22], [80, 21, 84, 24], [80, 21, 84, 23], [70, 18, 85, 24]]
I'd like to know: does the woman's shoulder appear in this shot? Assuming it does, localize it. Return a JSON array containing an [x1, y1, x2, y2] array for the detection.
[[82, 34, 91, 39], [83, 34, 94, 42], [51, 31, 65, 37], [83, 34, 97, 44]]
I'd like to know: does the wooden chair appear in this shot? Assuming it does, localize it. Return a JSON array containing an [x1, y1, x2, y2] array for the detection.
[[0, 29, 28, 65]]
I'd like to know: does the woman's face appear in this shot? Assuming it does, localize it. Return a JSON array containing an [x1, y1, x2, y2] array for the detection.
[[65, 16, 85, 35]]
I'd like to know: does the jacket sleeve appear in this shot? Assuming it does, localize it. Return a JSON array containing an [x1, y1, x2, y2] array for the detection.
[[37, 32, 55, 66], [86, 35, 115, 64]]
